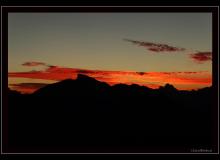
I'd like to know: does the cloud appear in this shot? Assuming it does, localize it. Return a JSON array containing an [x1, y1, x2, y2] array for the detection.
[[22, 62, 48, 67], [123, 39, 186, 52], [123, 39, 212, 64], [10, 83, 48, 93], [136, 72, 146, 76], [189, 52, 212, 63]]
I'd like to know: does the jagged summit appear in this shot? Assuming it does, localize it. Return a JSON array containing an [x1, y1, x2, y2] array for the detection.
[[77, 74, 97, 81], [76, 74, 101, 84], [159, 83, 177, 92], [164, 83, 177, 90]]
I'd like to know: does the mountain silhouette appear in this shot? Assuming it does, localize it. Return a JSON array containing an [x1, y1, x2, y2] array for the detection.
[[33, 74, 111, 97], [7, 74, 213, 153]]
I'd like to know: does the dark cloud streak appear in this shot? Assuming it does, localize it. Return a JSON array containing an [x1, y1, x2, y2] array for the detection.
[[189, 52, 212, 63], [22, 62, 48, 67], [10, 83, 49, 93], [123, 39, 186, 52], [11, 83, 48, 88]]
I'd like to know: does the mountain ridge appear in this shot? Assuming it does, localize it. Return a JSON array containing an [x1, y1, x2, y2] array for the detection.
[[7, 74, 213, 152], [9, 74, 211, 96]]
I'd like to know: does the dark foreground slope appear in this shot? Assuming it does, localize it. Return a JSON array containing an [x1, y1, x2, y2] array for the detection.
[[8, 74, 214, 153]]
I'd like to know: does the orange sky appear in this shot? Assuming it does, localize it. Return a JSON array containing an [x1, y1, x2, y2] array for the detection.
[[8, 65, 212, 93]]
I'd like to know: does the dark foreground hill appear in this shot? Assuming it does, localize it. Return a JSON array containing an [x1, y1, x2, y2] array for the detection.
[[7, 74, 214, 153]]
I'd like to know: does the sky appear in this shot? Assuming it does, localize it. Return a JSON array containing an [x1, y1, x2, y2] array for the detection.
[[8, 13, 212, 93]]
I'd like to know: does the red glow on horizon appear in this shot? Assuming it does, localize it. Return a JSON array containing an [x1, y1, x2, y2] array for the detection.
[[8, 66, 212, 93]]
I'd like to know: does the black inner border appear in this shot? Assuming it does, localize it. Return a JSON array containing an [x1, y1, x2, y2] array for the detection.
[[1, 6, 219, 154]]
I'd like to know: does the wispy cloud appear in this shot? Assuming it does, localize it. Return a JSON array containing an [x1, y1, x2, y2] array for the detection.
[[123, 39, 186, 52], [189, 52, 212, 63], [123, 39, 212, 64], [10, 83, 48, 93], [22, 62, 48, 67]]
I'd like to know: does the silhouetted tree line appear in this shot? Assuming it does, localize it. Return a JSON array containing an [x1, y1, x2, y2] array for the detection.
[[7, 74, 214, 152]]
